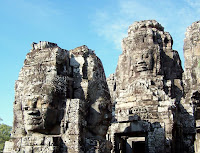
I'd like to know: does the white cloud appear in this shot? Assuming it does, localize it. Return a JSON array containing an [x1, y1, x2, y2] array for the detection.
[[185, 0, 200, 13], [91, 11, 128, 50], [91, 0, 176, 51], [91, 0, 200, 66]]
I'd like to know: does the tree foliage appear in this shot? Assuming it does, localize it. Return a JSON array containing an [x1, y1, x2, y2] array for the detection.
[[0, 123, 12, 152]]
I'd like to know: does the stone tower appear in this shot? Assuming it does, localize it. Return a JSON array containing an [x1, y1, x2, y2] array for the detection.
[[107, 20, 193, 153], [3, 42, 112, 153], [184, 21, 200, 153]]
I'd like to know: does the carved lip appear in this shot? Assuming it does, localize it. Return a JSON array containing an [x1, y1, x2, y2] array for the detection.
[[25, 110, 42, 124], [26, 116, 42, 125], [27, 110, 40, 115], [26, 114, 42, 120], [28, 116, 42, 120], [136, 66, 148, 72]]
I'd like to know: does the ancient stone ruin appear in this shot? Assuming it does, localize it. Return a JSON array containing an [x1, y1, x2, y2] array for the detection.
[[3, 42, 112, 153], [3, 20, 200, 153], [107, 20, 194, 153], [184, 21, 200, 153]]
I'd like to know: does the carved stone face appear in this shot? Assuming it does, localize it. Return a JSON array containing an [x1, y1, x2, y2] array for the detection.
[[87, 97, 111, 138], [23, 89, 59, 134], [134, 49, 154, 72], [20, 48, 68, 135]]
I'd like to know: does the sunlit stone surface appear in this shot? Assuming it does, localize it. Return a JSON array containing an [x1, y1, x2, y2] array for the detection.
[[4, 20, 200, 153]]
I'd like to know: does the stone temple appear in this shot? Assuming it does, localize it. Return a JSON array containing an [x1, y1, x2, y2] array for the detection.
[[3, 20, 200, 153]]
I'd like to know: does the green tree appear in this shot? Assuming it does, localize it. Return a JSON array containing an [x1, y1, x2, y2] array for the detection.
[[0, 122, 12, 153]]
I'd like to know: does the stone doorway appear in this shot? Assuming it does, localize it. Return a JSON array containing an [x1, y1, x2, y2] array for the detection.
[[115, 134, 146, 153], [132, 141, 145, 153], [128, 137, 145, 153]]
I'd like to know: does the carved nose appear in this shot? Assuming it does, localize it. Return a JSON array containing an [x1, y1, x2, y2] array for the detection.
[[29, 98, 37, 109], [136, 55, 145, 64]]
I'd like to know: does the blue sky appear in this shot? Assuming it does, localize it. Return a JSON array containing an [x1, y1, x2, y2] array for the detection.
[[0, 0, 199, 126]]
